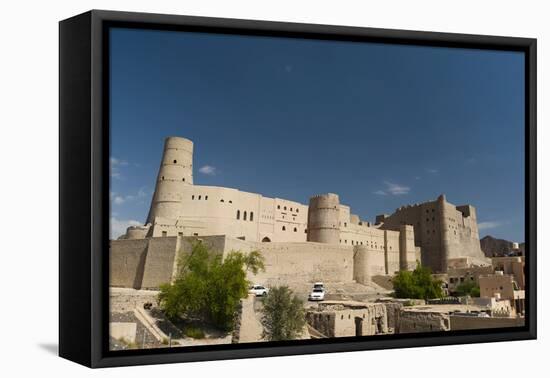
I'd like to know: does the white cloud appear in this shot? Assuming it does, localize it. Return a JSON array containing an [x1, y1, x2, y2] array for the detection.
[[110, 157, 128, 166], [384, 181, 410, 195], [110, 217, 142, 239], [199, 165, 217, 176], [426, 168, 439, 174], [110, 188, 149, 206], [478, 221, 502, 230], [110, 157, 129, 179], [374, 181, 411, 196], [113, 196, 125, 205]]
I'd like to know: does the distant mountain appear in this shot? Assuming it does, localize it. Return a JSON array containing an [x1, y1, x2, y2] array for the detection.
[[480, 235, 525, 257]]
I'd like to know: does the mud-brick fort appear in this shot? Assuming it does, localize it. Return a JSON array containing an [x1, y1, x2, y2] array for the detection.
[[110, 137, 489, 289]]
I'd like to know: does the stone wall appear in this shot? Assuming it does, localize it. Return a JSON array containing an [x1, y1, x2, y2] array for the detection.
[[383, 302, 403, 331], [110, 239, 149, 289], [450, 315, 524, 331], [306, 312, 336, 338], [110, 237, 179, 290], [181, 236, 355, 286], [244, 241, 354, 286], [396, 310, 450, 333], [110, 235, 356, 289], [141, 237, 180, 289], [111, 231, 418, 290]]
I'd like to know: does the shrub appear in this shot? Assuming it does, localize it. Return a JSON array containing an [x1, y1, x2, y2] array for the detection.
[[158, 242, 265, 331], [455, 280, 480, 297], [260, 286, 306, 341], [184, 326, 205, 339], [392, 264, 444, 300]]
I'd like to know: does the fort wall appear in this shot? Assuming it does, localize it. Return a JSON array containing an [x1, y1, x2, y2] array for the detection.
[[140, 237, 180, 289], [250, 242, 354, 286], [110, 239, 149, 289], [146, 185, 309, 243], [110, 236, 357, 289]]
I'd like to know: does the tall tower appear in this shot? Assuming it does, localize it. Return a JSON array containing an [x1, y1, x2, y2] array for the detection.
[[437, 194, 449, 273], [146, 137, 193, 223], [399, 224, 416, 271], [307, 193, 340, 244]]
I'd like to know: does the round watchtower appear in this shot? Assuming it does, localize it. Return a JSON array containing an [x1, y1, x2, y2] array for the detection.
[[146, 137, 194, 223], [307, 193, 340, 244], [125, 224, 151, 240]]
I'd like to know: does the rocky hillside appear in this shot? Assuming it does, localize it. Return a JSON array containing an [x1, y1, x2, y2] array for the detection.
[[480, 235, 525, 257]]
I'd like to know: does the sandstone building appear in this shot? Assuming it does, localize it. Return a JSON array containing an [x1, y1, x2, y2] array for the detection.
[[376, 194, 488, 272], [111, 136, 489, 289]]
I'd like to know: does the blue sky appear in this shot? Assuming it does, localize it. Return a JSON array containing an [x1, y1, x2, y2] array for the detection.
[[109, 27, 525, 241]]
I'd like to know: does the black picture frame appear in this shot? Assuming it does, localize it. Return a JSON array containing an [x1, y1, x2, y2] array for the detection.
[[59, 9, 537, 368]]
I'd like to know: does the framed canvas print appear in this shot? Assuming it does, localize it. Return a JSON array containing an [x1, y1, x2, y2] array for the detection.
[[59, 10, 536, 368]]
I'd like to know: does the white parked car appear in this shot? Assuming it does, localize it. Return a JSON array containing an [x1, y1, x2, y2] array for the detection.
[[249, 285, 269, 297], [308, 288, 325, 301]]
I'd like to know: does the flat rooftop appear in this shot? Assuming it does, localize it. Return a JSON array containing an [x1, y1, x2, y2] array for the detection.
[[403, 304, 486, 314]]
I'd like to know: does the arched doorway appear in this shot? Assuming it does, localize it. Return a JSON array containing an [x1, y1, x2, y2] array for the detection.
[[261, 236, 271, 242]]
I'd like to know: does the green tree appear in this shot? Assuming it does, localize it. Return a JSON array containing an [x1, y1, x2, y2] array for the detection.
[[260, 286, 306, 341], [392, 264, 444, 300], [455, 280, 480, 297], [158, 242, 265, 331]]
